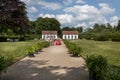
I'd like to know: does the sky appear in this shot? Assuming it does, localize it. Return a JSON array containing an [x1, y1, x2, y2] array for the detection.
[[21, 0, 120, 29]]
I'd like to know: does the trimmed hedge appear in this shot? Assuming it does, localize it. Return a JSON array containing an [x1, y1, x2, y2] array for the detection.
[[26, 41, 50, 57], [63, 40, 82, 56]]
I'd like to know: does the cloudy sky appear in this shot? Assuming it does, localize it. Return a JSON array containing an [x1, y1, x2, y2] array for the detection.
[[21, 0, 120, 28]]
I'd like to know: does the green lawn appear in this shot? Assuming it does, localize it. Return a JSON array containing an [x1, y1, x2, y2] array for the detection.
[[0, 40, 42, 65], [71, 39, 120, 67]]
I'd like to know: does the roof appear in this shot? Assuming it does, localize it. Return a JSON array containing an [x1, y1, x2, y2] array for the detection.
[[42, 31, 57, 35], [62, 31, 79, 35]]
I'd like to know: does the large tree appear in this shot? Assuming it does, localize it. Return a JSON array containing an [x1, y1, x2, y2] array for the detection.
[[116, 20, 120, 31], [35, 17, 61, 36], [0, 0, 28, 35]]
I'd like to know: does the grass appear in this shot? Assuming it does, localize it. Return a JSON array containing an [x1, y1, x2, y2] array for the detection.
[[70, 39, 120, 67], [0, 40, 42, 65]]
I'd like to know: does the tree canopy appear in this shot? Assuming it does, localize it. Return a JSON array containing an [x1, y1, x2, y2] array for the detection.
[[0, 0, 28, 35], [34, 17, 61, 36]]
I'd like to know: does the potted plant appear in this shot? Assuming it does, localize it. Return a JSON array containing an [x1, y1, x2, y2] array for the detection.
[[27, 46, 35, 57], [86, 55, 108, 80], [0, 55, 7, 78]]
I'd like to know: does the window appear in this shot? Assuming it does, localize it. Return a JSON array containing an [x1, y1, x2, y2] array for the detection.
[[71, 35, 73, 39], [75, 35, 76, 39], [64, 35, 66, 39]]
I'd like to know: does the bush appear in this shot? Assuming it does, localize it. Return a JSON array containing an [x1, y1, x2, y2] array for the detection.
[[27, 46, 35, 57], [111, 33, 120, 42], [105, 67, 120, 80], [93, 34, 109, 41], [26, 41, 49, 57], [86, 55, 108, 80], [0, 36, 7, 42], [42, 41, 50, 48], [63, 40, 82, 56], [0, 55, 8, 78]]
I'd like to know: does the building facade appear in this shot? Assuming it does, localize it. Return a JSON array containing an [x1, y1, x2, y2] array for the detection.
[[42, 31, 57, 40], [62, 31, 79, 39]]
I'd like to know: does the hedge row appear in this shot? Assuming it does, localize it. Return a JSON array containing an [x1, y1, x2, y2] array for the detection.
[[63, 40, 82, 56], [79, 33, 120, 42], [0, 36, 25, 42], [63, 40, 120, 80], [26, 41, 50, 57], [86, 55, 120, 80], [0, 41, 49, 77]]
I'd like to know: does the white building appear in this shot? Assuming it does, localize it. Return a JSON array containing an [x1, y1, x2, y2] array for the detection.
[[62, 31, 79, 39], [42, 31, 57, 40]]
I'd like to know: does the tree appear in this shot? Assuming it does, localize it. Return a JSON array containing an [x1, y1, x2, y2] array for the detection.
[[62, 27, 71, 31], [116, 20, 120, 31], [0, 0, 29, 35], [34, 17, 61, 36], [76, 27, 83, 33]]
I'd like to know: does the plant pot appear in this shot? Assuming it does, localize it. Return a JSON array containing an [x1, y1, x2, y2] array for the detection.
[[28, 53, 35, 57], [89, 71, 96, 80], [35, 50, 39, 54], [89, 70, 104, 80], [73, 53, 79, 57]]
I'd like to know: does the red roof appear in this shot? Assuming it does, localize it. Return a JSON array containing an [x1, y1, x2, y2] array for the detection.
[[42, 31, 57, 35], [62, 31, 79, 35]]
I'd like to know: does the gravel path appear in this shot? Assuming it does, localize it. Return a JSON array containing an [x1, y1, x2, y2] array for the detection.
[[1, 41, 89, 80]]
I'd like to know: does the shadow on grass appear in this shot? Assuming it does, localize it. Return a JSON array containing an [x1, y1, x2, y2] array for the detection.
[[1, 59, 89, 80]]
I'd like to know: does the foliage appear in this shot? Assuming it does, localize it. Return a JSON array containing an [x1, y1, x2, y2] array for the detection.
[[34, 17, 61, 36], [0, 0, 29, 34], [86, 55, 108, 80], [0, 55, 7, 77], [111, 33, 120, 42], [105, 67, 120, 80], [80, 21, 120, 42], [0, 40, 42, 65], [71, 40, 120, 67], [26, 41, 50, 57], [0, 36, 25, 42], [63, 40, 82, 56], [116, 20, 120, 31], [62, 26, 83, 33]]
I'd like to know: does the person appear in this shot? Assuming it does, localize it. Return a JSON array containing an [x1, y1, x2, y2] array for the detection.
[[50, 37, 54, 46]]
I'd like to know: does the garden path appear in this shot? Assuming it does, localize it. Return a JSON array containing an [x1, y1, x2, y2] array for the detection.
[[1, 41, 89, 80]]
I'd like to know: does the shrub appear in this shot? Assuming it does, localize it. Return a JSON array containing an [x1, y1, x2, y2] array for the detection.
[[63, 40, 82, 56], [111, 33, 120, 42], [0, 36, 7, 42], [93, 34, 109, 41], [42, 41, 50, 48], [105, 67, 120, 80], [0, 55, 8, 78], [86, 55, 108, 80], [27, 46, 35, 57]]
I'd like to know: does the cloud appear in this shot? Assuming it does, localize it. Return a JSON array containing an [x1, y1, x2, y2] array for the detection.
[[38, 14, 55, 18], [38, 13, 74, 24], [75, 22, 87, 27], [38, 1, 62, 10], [63, 0, 86, 5], [110, 16, 119, 26], [56, 14, 74, 24], [27, 6, 38, 13], [21, 0, 62, 10], [21, 0, 118, 28], [63, 0, 73, 5], [99, 3, 115, 15], [76, 0, 86, 4], [64, 5, 101, 21]]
